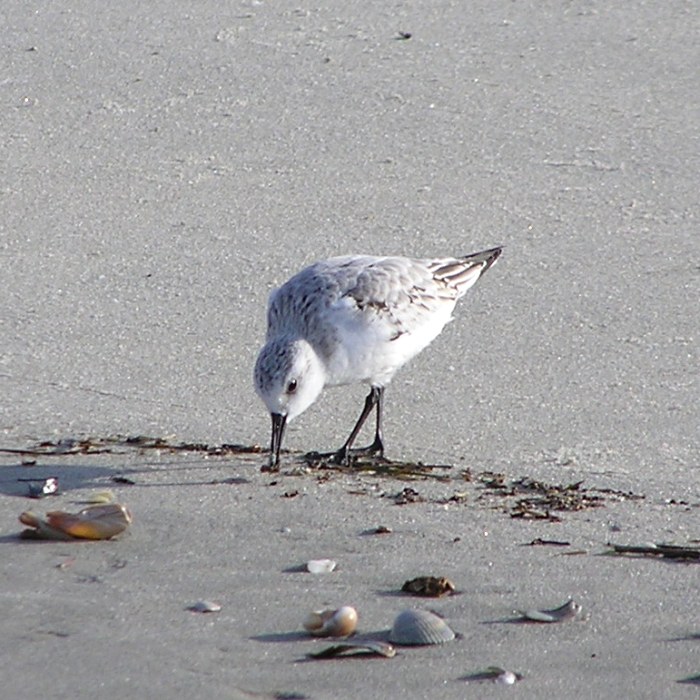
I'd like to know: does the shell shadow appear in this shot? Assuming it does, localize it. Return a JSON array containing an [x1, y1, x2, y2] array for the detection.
[[250, 631, 312, 643], [252, 629, 390, 644], [0, 461, 141, 498]]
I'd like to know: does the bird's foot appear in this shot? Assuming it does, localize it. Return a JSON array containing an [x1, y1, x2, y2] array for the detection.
[[305, 439, 385, 467]]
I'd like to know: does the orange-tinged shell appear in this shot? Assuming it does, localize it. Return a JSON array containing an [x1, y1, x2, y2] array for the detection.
[[19, 511, 75, 540], [18, 504, 133, 540], [19, 511, 42, 528], [44, 503, 132, 539], [303, 606, 358, 637]]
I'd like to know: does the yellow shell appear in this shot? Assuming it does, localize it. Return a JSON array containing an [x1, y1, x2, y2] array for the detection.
[[303, 606, 358, 637]]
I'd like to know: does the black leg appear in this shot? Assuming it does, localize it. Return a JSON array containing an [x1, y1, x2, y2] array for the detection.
[[333, 386, 385, 464], [366, 385, 385, 456]]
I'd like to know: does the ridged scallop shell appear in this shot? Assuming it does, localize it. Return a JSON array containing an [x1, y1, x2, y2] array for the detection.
[[388, 609, 455, 646], [303, 606, 358, 637]]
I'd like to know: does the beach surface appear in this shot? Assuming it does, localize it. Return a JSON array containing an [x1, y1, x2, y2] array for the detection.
[[1, 2, 698, 698]]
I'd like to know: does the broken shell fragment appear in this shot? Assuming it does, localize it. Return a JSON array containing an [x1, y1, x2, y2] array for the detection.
[[401, 576, 455, 597], [307, 641, 396, 659], [188, 600, 222, 613], [388, 609, 455, 646], [495, 670, 521, 685], [462, 667, 524, 684], [27, 477, 59, 499], [306, 559, 337, 574], [85, 490, 115, 504], [303, 606, 358, 637], [519, 599, 582, 623], [19, 503, 132, 540]]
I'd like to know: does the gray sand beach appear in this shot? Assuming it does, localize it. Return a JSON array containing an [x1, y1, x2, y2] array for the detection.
[[1, 2, 698, 698]]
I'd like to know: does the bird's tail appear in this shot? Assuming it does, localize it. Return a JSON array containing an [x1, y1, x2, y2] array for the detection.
[[431, 246, 503, 296]]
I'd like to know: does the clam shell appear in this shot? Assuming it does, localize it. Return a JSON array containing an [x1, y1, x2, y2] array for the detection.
[[303, 606, 357, 637], [44, 503, 132, 540], [19, 504, 132, 540], [388, 609, 455, 646]]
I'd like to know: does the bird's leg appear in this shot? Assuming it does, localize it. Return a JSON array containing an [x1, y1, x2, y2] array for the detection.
[[333, 386, 385, 464], [362, 386, 385, 456]]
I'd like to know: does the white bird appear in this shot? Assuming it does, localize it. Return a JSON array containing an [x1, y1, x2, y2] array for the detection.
[[254, 246, 502, 470]]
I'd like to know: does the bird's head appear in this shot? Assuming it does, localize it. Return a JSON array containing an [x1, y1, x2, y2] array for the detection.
[[253, 337, 326, 468]]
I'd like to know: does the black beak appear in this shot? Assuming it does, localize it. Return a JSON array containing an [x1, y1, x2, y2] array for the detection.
[[268, 412, 287, 471]]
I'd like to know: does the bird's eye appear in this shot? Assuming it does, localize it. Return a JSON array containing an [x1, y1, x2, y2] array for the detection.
[[286, 379, 298, 394]]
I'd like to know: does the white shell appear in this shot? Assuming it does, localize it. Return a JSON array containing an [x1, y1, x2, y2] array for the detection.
[[188, 600, 222, 613], [388, 609, 455, 646], [303, 606, 358, 637], [520, 599, 582, 623], [496, 671, 519, 685], [306, 559, 337, 574]]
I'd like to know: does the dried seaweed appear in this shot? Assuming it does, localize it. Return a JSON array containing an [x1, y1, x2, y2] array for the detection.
[[392, 487, 423, 505], [3, 436, 651, 525], [607, 543, 700, 561], [304, 453, 452, 481], [1, 436, 264, 457]]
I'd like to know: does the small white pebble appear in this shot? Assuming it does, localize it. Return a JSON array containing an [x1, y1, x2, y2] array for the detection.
[[307, 559, 337, 574], [496, 671, 518, 685]]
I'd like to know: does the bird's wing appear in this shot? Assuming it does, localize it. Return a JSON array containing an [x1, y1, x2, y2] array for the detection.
[[336, 257, 450, 340]]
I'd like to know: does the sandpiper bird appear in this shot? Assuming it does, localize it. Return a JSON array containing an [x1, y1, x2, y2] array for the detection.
[[254, 246, 502, 470]]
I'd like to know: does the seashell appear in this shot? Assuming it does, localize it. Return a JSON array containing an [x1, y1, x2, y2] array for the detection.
[[306, 559, 337, 574], [519, 599, 582, 623], [188, 600, 222, 613], [401, 576, 455, 597], [495, 670, 521, 685], [462, 667, 524, 684], [27, 477, 59, 499], [388, 609, 455, 646], [307, 641, 396, 659], [20, 503, 132, 540], [85, 490, 115, 505], [19, 511, 74, 540], [303, 606, 357, 637]]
